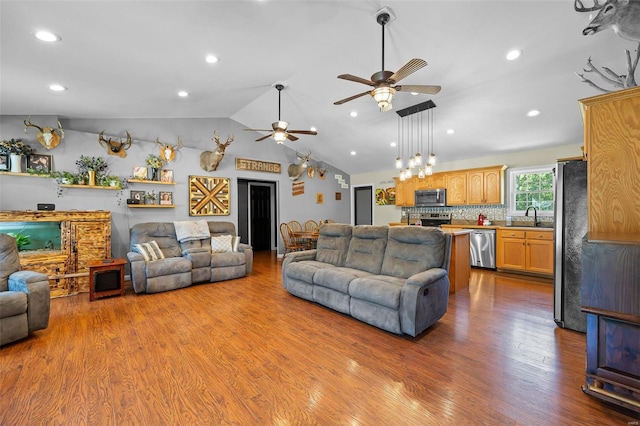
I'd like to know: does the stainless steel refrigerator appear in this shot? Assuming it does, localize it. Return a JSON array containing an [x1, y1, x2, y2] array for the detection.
[[553, 159, 588, 332]]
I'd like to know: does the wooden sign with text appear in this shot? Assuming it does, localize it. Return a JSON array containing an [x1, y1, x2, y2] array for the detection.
[[235, 157, 281, 174]]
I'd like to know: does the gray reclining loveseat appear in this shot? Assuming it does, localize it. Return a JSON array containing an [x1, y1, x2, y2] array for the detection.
[[128, 221, 253, 294], [282, 224, 451, 337]]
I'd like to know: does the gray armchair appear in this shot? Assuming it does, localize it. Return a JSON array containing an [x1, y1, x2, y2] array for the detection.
[[0, 234, 50, 346]]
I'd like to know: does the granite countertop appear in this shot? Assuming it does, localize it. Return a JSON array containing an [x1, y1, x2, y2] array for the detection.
[[441, 224, 554, 231]]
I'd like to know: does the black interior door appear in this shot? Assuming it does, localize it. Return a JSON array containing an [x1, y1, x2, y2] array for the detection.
[[250, 185, 271, 250], [354, 186, 373, 225]]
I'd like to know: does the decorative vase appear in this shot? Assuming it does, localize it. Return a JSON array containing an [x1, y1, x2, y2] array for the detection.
[[9, 154, 22, 173], [88, 170, 96, 186], [149, 167, 159, 181]]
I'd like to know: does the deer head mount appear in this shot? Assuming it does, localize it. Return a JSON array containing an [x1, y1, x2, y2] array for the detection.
[[575, 0, 640, 92], [156, 137, 183, 163], [200, 131, 234, 172], [317, 167, 327, 180], [98, 130, 132, 158], [287, 151, 312, 181], [23, 116, 64, 150]]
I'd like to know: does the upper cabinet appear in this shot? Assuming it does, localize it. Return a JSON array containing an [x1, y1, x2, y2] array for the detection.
[[446, 173, 467, 205], [579, 86, 640, 235], [394, 177, 416, 207], [467, 166, 507, 205]]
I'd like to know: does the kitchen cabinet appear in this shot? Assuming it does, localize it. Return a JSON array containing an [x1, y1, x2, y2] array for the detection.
[[415, 173, 446, 190], [0, 210, 111, 298], [496, 228, 553, 276], [446, 173, 467, 205], [394, 177, 416, 207], [467, 166, 506, 205]]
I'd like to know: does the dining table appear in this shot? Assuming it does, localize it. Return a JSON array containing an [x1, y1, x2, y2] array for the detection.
[[291, 230, 320, 249]]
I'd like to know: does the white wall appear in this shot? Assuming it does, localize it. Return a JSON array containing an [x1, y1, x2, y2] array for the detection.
[[0, 115, 351, 257], [351, 144, 583, 225]]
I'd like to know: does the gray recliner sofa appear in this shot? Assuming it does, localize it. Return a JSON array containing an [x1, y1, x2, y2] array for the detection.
[[0, 234, 50, 346], [282, 224, 451, 337], [127, 221, 253, 294]]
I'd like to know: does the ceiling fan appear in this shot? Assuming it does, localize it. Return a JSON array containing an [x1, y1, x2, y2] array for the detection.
[[244, 84, 317, 144], [334, 11, 441, 112]]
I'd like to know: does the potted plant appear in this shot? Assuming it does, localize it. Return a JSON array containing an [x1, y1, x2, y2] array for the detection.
[[144, 190, 157, 205], [75, 155, 108, 186], [145, 154, 165, 181], [99, 174, 124, 188], [0, 138, 35, 173]]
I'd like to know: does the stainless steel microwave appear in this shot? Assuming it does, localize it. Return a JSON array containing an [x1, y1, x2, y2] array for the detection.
[[415, 188, 447, 207]]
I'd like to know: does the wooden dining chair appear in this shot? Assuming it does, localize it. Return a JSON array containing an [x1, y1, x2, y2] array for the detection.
[[280, 223, 306, 257], [304, 220, 318, 232]]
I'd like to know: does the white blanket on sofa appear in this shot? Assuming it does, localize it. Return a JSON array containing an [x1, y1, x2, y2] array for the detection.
[[173, 220, 210, 242]]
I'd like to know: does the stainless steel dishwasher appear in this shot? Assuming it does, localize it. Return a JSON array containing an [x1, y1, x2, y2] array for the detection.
[[470, 229, 496, 269]]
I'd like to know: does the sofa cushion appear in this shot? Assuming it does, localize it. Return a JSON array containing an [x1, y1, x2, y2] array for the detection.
[[133, 240, 165, 261], [314, 267, 372, 293], [315, 224, 352, 266], [0, 291, 27, 318], [145, 257, 192, 279], [286, 260, 336, 283], [344, 225, 388, 274], [211, 252, 246, 268], [130, 223, 182, 258], [0, 234, 21, 292], [349, 275, 406, 309], [381, 227, 446, 279]]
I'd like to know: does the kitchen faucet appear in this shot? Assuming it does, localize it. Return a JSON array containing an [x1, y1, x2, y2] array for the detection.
[[525, 206, 539, 227]]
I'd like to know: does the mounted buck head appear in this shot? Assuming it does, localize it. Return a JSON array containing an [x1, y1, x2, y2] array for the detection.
[[575, 0, 640, 42], [287, 151, 312, 181], [156, 137, 183, 163], [23, 116, 64, 150], [317, 168, 327, 180], [199, 131, 234, 172], [98, 130, 132, 158]]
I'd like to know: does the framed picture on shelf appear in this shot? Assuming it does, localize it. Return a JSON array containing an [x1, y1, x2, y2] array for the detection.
[[0, 154, 8, 171], [27, 154, 52, 173], [133, 166, 147, 180], [159, 191, 173, 205], [130, 190, 145, 202], [160, 169, 173, 183]]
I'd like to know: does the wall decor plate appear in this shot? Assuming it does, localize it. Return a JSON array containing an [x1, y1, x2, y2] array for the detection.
[[189, 175, 230, 216]]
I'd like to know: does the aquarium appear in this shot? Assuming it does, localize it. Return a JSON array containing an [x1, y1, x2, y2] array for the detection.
[[0, 221, 62, 252]]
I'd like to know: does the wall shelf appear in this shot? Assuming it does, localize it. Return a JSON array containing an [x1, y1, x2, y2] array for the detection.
[[127, 179, 175, 185], [127, 204, 176, 208], [0, 171, 51, 178], [59, 184, 121, 190]]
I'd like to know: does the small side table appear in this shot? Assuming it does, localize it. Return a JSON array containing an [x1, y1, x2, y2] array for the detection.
[[87, 258, 127, 302]]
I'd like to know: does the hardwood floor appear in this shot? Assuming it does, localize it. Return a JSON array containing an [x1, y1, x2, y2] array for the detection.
[[1, 251, 637, 425]]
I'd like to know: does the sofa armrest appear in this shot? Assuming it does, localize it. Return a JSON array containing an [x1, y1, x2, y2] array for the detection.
[[182, 247, 210, 256], [8, 271, 50, 332], [238, 244, 253, 274], [400, 268, 450, 337], [127, 252, 147, 294], [282, 249, 317, 268]]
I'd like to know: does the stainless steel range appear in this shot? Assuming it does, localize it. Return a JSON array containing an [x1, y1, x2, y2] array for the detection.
[[418, 213, 452, 227]]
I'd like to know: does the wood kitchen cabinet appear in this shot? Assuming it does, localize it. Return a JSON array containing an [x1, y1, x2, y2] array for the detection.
[[0, 210, 111, 298], [394, 177, 416, 207], [415, 173, 446, 190], [467, 166, 506, 205], [496, 228, 553, 276], [446, 173, 467, 205]]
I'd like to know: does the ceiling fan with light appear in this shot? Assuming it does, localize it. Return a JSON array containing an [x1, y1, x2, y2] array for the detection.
[[334, 10, 441, 112], [244, 84, 317, 144]]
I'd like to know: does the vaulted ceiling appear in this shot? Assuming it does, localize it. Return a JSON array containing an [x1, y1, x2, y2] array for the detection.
[[0, 1, 631, 174]]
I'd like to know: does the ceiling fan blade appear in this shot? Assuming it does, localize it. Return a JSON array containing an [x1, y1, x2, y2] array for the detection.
[[333, 91, 371, 105], [244, 128, 274, 132], [285, 133, 299, 142], [337, 74, 376, 87], [395, 85, 441, 95], [255, 133, 274, 142], [287, 130, 318, 135], [388, 58, 427, 84]]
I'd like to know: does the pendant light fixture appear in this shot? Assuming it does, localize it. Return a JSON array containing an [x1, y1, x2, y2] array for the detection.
[[394, 100, 438, 180]]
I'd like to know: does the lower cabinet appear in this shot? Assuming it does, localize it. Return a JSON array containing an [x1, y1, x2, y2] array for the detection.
[[496, 229, 553, 276]]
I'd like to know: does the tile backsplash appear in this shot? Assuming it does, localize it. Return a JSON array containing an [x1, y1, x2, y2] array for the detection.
[[402, 205, 554, 226]]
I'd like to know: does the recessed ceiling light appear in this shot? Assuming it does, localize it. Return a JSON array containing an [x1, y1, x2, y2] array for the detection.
[[390, 141, 397, 147], [350, 111, 358, 117], [446, 129, 455, 135], [411, 92, 419, 96], [49, 84, 67, 91], [310, 126, 317, 132], [178, 91, 189, 97], [527, 109, 541, 117], [350, 151, 356, 156], [205, 55, 219, 64], [35, 30, 61, 42], [506, 49, 521, 61]]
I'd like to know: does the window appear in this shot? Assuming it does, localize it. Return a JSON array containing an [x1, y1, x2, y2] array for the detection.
[[506, 165, 554, 217]]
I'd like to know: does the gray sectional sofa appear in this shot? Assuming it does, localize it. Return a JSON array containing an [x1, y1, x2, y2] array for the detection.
[[127, 221, 253, 294], [282, 224, 452, 337]]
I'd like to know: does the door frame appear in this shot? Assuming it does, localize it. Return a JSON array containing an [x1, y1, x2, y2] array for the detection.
[[351, 183, 374, 225], [247, 181, 277, 250]]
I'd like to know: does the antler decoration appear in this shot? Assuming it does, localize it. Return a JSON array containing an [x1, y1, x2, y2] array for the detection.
[[199, 131, 234, 172], [576, 47, 640, 92], [24, 116, 64, 150], [156, 137, 183, 163], [98, 130, 132, 158]]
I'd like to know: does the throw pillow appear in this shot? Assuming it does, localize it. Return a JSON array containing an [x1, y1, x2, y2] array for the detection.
[[133, 240, 165, 261], [232, 236, 240, 252], [211, 235, 233, 253]]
